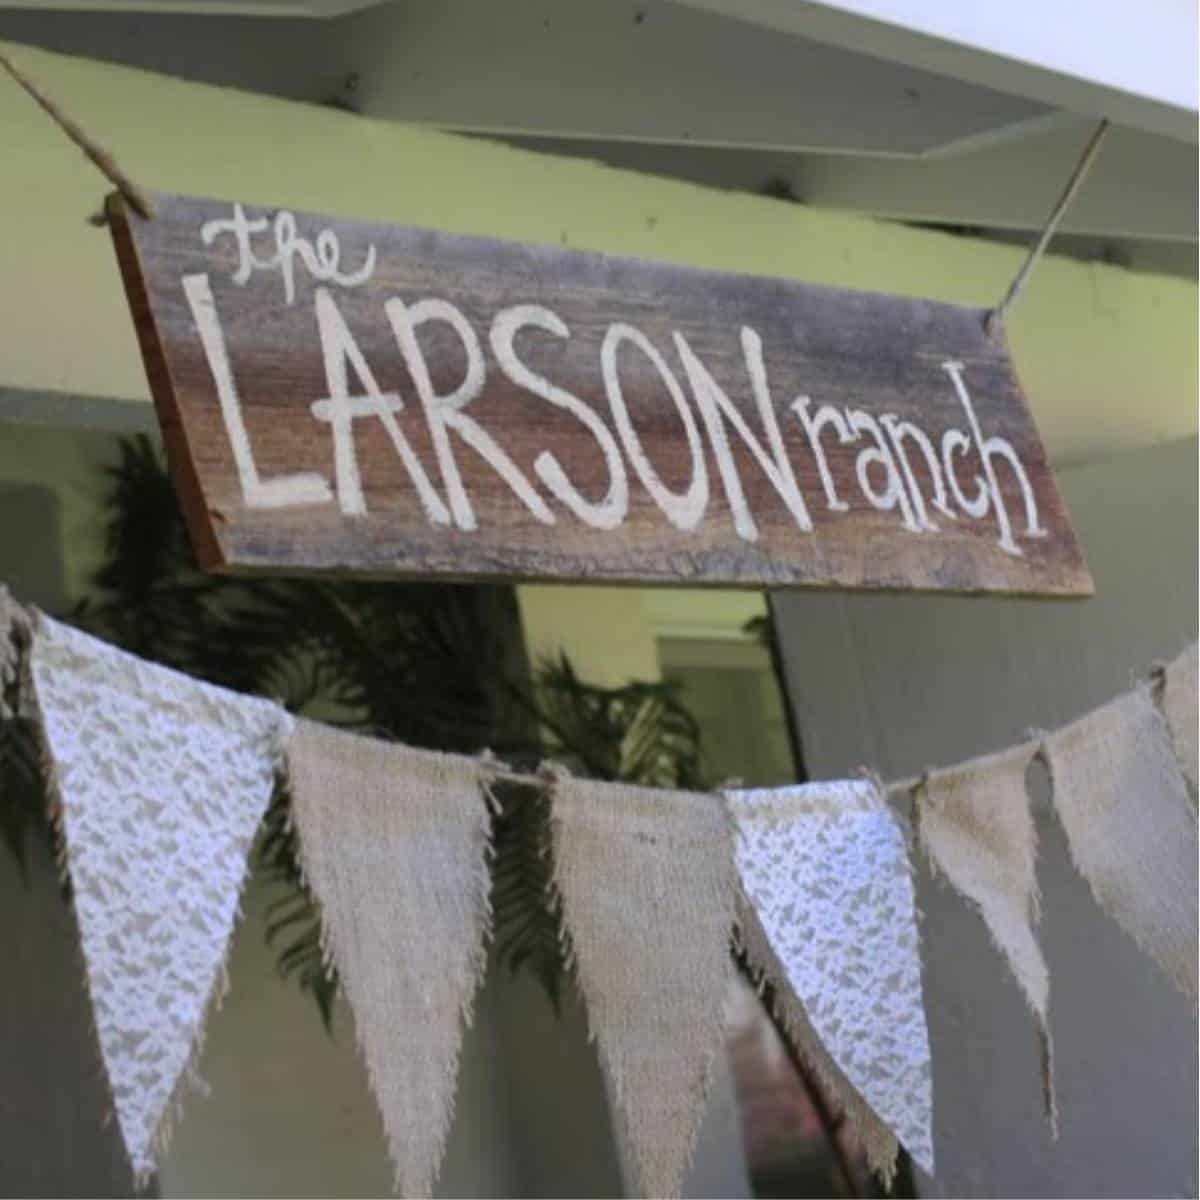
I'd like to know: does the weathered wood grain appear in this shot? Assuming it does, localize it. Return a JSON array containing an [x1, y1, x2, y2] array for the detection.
[[107, 190, 1092, 596]]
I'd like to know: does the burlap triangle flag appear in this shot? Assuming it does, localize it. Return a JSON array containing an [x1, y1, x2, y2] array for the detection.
[[727, 779, 935, 1184], [915, 743, 1057, 1133], [548, 771, 737, 1199], [1044, 685, 1198, 1000], [29, 614, 289, 1180], [286, 721, 496, 1198], [1157, 642, 1198, 796]]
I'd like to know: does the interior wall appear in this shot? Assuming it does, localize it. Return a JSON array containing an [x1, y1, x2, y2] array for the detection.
[[0, 829, 145, 1198], [157, 875, 525, 1200], [517, 586, 661, 687], [770, 435, 1199, 1199], [0, 424, 119, 603]]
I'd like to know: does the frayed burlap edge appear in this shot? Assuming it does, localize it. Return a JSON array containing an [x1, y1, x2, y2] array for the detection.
[[286, 724, 498, 1198], [1041, 686, 1198, 1004], [908, 745, 1059, 1138], [543, 765, 739, 1200]]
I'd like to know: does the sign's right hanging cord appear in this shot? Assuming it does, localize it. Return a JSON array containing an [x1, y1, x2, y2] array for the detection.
[[985, 119, 1111, 337]]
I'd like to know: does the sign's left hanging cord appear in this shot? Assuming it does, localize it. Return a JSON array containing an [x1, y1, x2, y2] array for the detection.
[[0, 50, 156, 221]]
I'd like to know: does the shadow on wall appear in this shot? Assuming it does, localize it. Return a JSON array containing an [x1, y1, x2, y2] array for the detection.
[[0, 830, 145, 1196], [0, 481, 66, 611]]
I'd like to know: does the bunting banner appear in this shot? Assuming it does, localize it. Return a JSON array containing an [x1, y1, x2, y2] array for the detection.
[[1158, 642, 1198, 795], [914, 743, 1057, 1133], [0, 576, 1194, 1189], [727, 780, 935, 1183], [28, 614, 289, 1180], [1043, 685, 1198, 1001], [285, 722, 496, 1199], [548, 770, 738, 1199]]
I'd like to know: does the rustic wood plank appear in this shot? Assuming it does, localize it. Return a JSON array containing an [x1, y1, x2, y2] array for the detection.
[[107, 190, 1092, 597]]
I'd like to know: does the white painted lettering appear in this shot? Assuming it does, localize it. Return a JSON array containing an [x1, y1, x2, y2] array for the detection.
[[601, 324, 708, 531], [791, 396, 854, 513], [845, 408, 920, 532], [941, 428, 989, 518], [310, 288, 450, 523], [942, 360, 1045, 555], [182, 273, 333, 510], [880, 414, 956, 532], [388, 298, 555, 531], [201, 205, 376, 304], [490, 305, 628, 530], [674, 327, 812, 541]]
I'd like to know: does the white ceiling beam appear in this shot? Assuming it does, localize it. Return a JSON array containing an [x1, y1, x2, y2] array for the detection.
[[321, 0, 1056, 156], [507, 118, 1196, 243], [0, 1, 1191, 243], [0, 0, 1054, 155], [671, 0, 1198, 143], [796, 119, 1198, 240]]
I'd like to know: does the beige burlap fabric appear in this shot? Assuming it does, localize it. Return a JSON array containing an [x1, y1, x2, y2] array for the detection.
[[548, 773, 738, 1199], [287, 722, 495, 1198], [1044, 686, 1198, 1001], [916, 743, 1057, 1133], [1158, 642, 1198, 795]]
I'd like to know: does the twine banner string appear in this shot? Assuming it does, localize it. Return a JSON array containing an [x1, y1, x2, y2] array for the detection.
[[3, 583, 1191, 830]]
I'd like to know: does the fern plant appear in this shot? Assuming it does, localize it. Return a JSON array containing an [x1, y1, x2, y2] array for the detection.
[[0, 435, 703, 1025], [0, 436, 894, 1196]]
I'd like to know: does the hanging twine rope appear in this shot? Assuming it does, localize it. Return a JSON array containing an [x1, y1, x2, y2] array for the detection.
[[0, 50, 155, 220], [985, 119, 1110, 335]]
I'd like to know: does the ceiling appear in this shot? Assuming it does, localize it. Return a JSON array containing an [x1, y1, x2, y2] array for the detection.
[[0, 0, 1194, 273]]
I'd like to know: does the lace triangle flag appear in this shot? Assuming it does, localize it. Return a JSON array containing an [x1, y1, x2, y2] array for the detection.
[[726, 779, 935, 1182], [548, 771, 737, 1199], [915, 743, 1057, 1134], [1157, 642, 1198, 796], [29, 615, 289, 1181], [735, 895, 901, 1184], [286, 722, 495, 1198], [1044, 685, 1198, 1000]]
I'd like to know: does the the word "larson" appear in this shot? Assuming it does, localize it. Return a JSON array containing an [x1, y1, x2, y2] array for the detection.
[[186, 246, 1044, 558]]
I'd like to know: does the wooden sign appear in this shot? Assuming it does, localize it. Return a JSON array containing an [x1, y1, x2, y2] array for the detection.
[[108, 191, 1092, 596]]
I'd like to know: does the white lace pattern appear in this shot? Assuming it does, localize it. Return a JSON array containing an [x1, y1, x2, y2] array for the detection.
[[31, 616, 291, 1179], [727, 779, 935, 1173]]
